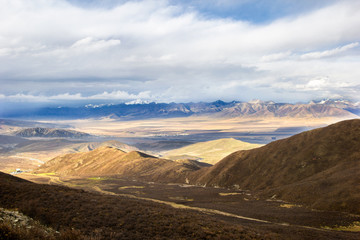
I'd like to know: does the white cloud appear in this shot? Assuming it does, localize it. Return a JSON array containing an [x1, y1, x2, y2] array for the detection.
[[71, 37, 121, 52], [0, 91, 153, 102], [88, 90, 151, 100], [261, 51, 292, 62], [48, 93, 84, 100], [300, 42, 359, 60], [0, 46, 29, 56], [295, 77, 330, 91], [0, 0, 360, 102], [4, 93, 48, 102]]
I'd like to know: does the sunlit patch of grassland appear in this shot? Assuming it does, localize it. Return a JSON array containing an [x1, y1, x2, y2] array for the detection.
[[118, 186, 145, 189], [34, 172, 56, 176], [87, 177, 110, 181], [280, 204, 302, 208], [168, 196, 194, 201], [219, 192, 242, 196], [322, 221, 360, 232], [1, 169, 14, 174], [164, 138, 263, 165]]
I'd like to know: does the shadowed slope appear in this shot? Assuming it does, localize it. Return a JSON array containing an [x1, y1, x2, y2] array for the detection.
[[36, 147, 204, 182], [14, 127, 91, 138], [192, 119, 360, 213], [164, 138, 262, 164], [0, 172, 270, 240]]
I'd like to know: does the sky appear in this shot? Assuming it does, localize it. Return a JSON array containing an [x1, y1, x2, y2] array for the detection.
[[1, 0, 360, 107]]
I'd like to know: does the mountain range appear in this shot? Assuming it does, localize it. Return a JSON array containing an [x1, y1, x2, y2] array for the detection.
[[2, 99, 359, 120]]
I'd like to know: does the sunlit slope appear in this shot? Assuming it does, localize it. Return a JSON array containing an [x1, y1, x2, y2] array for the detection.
[[36, 146, 206, 182], [6, 139, 138, 162], [192, 119, 360, 214], [163, 138, 262, 165]]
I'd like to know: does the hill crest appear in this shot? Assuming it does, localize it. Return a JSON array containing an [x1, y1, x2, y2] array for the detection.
[[163, 138, 263, 165]]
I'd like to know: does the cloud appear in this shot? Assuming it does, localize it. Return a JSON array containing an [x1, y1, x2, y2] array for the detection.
[[48, 93, 84, 100], [295, 77, 330, 91], [71, 37, 121, 52], [261, 51, 292, 62], [0, 91, 153, 102], [300, 42, 359, 60], [0, 0, 360, 103], [0, 46, 30, 56], [88, 90, 151, 100]]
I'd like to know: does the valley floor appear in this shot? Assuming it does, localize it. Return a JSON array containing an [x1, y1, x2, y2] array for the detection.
[[18, 173, 360, 240], [45, 116, 340, 144]]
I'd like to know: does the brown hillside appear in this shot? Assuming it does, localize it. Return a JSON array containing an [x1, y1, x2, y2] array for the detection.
[[192, 119, 360, 214], [0, 172, 270, 240], [36, 146, 203, 182]]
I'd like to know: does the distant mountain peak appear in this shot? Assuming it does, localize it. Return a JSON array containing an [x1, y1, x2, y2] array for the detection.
[[248, 99, 276, 105], [212, 100, 227, 105], [248, 99, 264, 104]]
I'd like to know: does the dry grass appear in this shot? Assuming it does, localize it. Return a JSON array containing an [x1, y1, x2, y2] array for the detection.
[[35, 147, 204, 184], [0, 209, 85, 240], [164, 138, 262, 164], [219, 192, 242, 196], [280, 204, 302, 209], [35, 172, 56, 176], [322, 221, 360, 232], [0, 172, 272, 240]]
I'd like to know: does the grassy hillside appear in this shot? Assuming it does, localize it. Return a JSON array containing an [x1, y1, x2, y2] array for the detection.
[[163, 138, 262, 164], [36, 146, 207, 183], [0, 172, 270, 240], [1, 139, 137, 166], [192, 119, 360, 214]]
